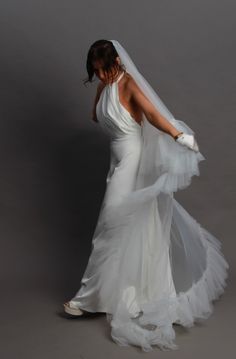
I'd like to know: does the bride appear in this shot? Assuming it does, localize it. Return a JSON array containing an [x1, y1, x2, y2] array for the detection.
[[63, 39, 229, 352]]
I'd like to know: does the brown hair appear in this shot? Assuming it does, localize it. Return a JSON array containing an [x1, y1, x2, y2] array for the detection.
[[83, 39, 126, 86]]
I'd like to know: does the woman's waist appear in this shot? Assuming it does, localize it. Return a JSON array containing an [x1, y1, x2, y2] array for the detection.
[[110, 132, 143, 161], [110, 132, 143, 150]]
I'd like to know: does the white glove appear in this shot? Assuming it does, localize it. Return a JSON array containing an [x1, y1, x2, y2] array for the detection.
[[175, 132, 199, 152]]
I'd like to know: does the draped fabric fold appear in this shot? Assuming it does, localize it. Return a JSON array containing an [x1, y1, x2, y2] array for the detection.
[[69, 40, 229, 352]]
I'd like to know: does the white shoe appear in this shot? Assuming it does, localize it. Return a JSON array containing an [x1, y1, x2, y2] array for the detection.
[[63, 301, 84, 316]]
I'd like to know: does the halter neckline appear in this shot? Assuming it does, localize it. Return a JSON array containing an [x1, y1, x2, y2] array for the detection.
[[103, 71, 125, 89], [116, 70, 125, 83]]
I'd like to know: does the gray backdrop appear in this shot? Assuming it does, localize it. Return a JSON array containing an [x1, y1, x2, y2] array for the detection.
[[1, 0, 235, 358]]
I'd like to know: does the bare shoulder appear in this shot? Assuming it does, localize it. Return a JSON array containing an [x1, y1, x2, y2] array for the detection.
[[125, 72, 147, 98], [124, 72, 137, 90], [124, 72, 157, 117]]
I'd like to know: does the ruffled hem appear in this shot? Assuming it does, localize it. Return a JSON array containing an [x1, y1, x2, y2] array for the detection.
[[137, 117, 207, 194], [174, 225, 229, 327], [70, 112, 229, 353], [106, 223, 229, 352]]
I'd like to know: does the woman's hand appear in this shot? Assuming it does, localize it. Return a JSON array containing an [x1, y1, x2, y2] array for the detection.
[[124, 76, 199, 153], [175, 132, 199, 152]]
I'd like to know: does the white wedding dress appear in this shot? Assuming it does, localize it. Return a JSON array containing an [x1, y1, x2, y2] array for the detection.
[[69, 71, 229, 352]]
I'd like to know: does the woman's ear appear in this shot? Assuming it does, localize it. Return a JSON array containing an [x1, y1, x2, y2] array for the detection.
[[116, 56, 121, 65]]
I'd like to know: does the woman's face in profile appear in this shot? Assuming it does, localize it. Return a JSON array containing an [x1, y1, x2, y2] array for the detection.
[[93, 57, 121, 84]]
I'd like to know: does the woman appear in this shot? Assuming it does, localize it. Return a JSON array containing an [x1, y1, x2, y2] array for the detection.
[[63, 39, 229, 352]]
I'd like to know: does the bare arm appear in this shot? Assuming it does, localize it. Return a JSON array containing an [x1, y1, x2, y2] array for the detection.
[[128, 78, 182, 139], [92, 82, 105, 123]]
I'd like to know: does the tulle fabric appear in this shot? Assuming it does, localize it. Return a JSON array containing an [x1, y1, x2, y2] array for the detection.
[[99, 116, 228, 351], [69, 50, 229, 351], [104, 114, 206, 226], [104, 195, 228, 352]]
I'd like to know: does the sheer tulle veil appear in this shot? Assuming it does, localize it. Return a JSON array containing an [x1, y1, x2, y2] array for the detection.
[[106, 39, 206, 220], [97, 40, 229, 352], [66, 39, 229, 352], [110, 39, 176, 123]]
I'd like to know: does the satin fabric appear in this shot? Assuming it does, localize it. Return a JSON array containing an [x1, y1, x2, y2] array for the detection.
[[70, 71, 229, 352]]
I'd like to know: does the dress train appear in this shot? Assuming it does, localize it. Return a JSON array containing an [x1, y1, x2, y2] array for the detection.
[[68, 71, 229, 352]]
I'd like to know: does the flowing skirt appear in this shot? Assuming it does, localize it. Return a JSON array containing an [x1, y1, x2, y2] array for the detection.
[[70, 118, 229, 352]]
